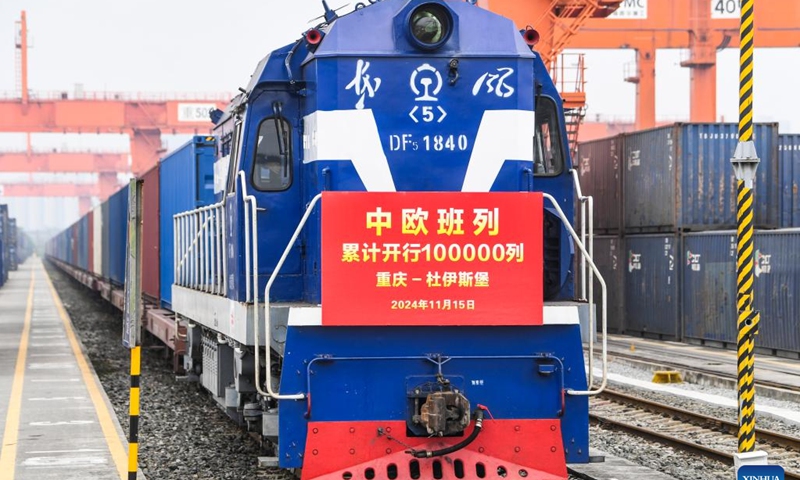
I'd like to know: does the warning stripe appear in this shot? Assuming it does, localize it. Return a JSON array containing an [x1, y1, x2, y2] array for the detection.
[[128, 345, 141, 480]]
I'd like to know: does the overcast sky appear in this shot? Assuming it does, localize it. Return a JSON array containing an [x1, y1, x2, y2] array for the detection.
[[1, 0, 799, 231], [1, 0, 798, 145]]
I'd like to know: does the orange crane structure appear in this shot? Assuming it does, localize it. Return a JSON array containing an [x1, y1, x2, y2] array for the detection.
[[0, 11, 230, 215], [487, 0, 800, 131]]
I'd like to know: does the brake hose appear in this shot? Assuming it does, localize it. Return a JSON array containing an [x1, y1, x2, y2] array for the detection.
[[407, 408, 485, 459]]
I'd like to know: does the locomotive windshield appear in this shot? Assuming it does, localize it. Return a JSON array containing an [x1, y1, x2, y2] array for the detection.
[[252, 118, 292, 191], [534, 96, 564, 176]]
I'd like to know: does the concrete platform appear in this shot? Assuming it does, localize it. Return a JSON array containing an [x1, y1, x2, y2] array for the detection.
[[596, 334, 800, 401], [0, 259, 128, 479], [569, 449, 678, 480]]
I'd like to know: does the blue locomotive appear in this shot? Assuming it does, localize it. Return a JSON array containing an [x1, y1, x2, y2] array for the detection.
[[49, 1, 601, 478]]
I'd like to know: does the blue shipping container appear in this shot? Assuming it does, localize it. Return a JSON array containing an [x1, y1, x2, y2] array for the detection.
[[752, 230, 800, 354], [583, 236, 624, 333], [624, 234, 681, 339], [108, 185, 129, 286], [779, 135, 800, 228], [577, 136, 624, 233], [623, 123, 779, 232], [102, 202, 110, 279], [682, 229, 800, 355], [682, 231, 739, 346], [159, 136, 217, 307]]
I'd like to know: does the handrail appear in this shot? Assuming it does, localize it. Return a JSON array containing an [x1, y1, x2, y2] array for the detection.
[[571, 169, 596, 389], [173, 202, 227, 295], [542, 193, 607, 396], [257, 194, 323, 400], [235, 171, 274, 398]]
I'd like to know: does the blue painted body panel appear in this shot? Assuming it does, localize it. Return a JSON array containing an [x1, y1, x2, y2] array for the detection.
[[779, 135, 800, 228], [159, 136, 217, 308], [107, 185, 129, 286], [278, 325, 589, 468]]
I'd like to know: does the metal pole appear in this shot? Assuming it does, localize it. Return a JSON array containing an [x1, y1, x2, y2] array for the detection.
[[732, 0, 760, 457], [122, 179, 144, 478]]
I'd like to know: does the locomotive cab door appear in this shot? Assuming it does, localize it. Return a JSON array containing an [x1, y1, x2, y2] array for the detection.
[[224, 91, 304, 303]]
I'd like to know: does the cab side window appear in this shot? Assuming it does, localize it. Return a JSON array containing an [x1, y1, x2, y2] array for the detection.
[[252, 117, 292, 191], [534, 97, 565, 176]]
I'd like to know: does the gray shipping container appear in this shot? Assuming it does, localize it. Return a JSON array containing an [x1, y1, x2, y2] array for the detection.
[[682, 231, 739, 346], [623, 123, 779, 232], [624, 234, 681, 339], [577, 136, 623, 233], [779, 135, 800, 228]]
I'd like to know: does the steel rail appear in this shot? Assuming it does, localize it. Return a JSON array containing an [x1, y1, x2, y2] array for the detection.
[[592, 389, 800, 479], [599, 389, 800, 451]]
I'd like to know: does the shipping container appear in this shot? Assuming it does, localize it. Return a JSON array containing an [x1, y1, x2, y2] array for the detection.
[[102, 202, 110, 279], [107, 185, 129, 286], [752, 230, 800, 355], [589, 236, 625, 333], [623, 123, 779, 232], [0, 206, 5, 287], [141, 165, 161, 303], [577, 136, 623, 233], [624, 234, 681, 339], [779, 135, 800, 228], [88, 210, 95, 273], [92, 205, 103, 276], [8, 218, 18, 271], [78, 215, 90, 271], [682, 229, 800, 356], [159, 136, 217, 307], [681, 231, 739, 347]]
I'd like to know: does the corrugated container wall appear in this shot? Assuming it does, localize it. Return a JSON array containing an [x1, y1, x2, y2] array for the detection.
[[107, 185, 129, 285], [92, 206, 103, 276], [752, 230, 800, 354], [159, 136, 217, 307], [779, 135, 800, 228], [101, 202, 110, 279], [681, 231, 739, 346], [589, 236, 624, 333], [88, 211, 94, 273], [624, 123, 779, 232], [624, 234, 681, 339], [141, 166, 161, 303], [577, 136, 623, 233], [77, 216, 89, 271]]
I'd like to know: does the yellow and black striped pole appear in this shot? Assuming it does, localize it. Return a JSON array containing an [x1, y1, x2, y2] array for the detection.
[[732, 0, 761, 456], [123, 179, 144, 478], [128, 346, 141, 480]]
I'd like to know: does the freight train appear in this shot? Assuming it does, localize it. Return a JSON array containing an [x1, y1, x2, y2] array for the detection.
[[47, 1, 605, 478], [0, 204, 31, 288]]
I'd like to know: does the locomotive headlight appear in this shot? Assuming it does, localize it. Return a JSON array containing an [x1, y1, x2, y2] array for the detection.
[[408, 3, 452, 50]]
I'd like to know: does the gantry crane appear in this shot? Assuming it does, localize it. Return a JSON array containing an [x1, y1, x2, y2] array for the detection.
[[0, 11, 230, 213], [490, 0, 800, 130], [483, 0, 623, 153]]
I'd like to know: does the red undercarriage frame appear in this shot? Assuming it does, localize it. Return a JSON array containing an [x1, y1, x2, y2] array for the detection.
[[301, 419, 567, 480]]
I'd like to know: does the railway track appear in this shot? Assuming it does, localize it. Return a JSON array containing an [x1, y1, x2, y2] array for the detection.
[[591, 389, 800, 479]]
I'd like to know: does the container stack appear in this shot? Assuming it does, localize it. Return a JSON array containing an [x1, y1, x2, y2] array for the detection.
[[578, 123, 800, 357], [0, 204, 19, 287]]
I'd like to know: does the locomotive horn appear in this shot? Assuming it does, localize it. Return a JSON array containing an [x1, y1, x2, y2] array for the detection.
[[305, 28, 324, 48], [521, 28, 539, 47]]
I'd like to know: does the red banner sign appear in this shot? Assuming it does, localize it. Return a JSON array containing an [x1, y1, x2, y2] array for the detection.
[[321, 192, 544, 326]]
